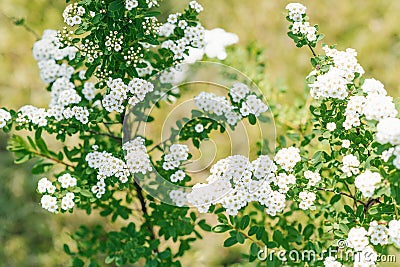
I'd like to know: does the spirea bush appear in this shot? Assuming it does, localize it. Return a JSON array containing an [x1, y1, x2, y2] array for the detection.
[[1, 1, 400, 266]]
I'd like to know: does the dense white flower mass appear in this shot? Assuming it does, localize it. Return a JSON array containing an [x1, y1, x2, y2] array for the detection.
[[326, 122, 336, 131], [309, 67, 349, 100], [376, 118, 400, 146], [0, 109, 11, 128], [341, 154, 360, 177], [388, 220, 400, 247], [102, 77, 154, 112], [354, 170, 382, 198], [189, 0, 203, 13], [162, 144, 189, 170], [16, 105, 48, 127], [86, 150, 130, 183], [361, 78, 387, 95], [187, 154, 286, 216], [323, 257, 343, 267], [343, 95, 364, 130], [353, 246, 378, 267], [123, 137, 153, 175], [63, 3, 85, 26], [194, 92, 241, 126], [82, 82, 96, 101], [230, 83, 250, 102], [291, 21, 317, 42], [363, 94, 398, 121], [274, 147, 301, 172], [298, 191, 316, 210], [304, 170, 321, 186], [347, 227, 369, 251], [170, 170, 186, 183], [274, 173, 296, 193], [240, 95, 269, 117], [368, 221, 389, 246]]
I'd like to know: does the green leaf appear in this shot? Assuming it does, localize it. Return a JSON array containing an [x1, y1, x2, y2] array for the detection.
[[303, 224, 314, 240], [212, 224, 230, 233], [223, 236, 238, 247], [198, 219, 211, 232], [239, 215, 250, 230], [330, 194, 341, 205]]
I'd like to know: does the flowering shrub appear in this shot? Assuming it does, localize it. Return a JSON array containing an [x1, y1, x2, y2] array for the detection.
[[2, 1, 400, 266]]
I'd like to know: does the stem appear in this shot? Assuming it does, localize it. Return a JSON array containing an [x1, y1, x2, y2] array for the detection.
[[307, 43, 317, 57], [30, 150, 74, 168], [0, 12, 40, 40], [133, 179, 159, 253], [86, 129, 121, 142], [316, 187, 364, 205]]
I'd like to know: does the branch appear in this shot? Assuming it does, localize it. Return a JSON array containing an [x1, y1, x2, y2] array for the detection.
[[307, 43, 317, 57], [316, 187, 364, 205], [86, 129, 121, 142], [133, 179, 159, 253], [31, 150, 74, 168], [0, 12, 40, 40]]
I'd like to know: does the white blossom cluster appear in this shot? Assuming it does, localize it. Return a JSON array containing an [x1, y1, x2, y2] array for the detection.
[[63, 3, 85, 26], [309, 67, 349, 100], [105, 31, 123, 52], [0, 109, 11, 129], [169, 190, 187, 207], [187, 154, 294, 216], [82, 82, 96, 101], [123, 137, 153, 175], [304, 170, 321, 186], [146, 0, 159, 8], [102, 77, 154, 113], [16, 105, 48, 127], [376, 118, 400, 169], [274, 173, 296, 193], [341, 154, 360, 177], [354, 170, 382, 198], [274, 147, 301, 172], [162, 144, 189, 171], [37, 175, 77, 213], [62, 106, 90, 124], [345, 222, 400, 266], [189, 1, 203, 13], [86, 149, 131, 198], [194, 92, 242, 126], [239, 95, 269, 117], [343, 78, 397, 130], [291, 21, 317, 42], [298, 191, 316, 210], [285, 3, 307, 22], [125, 0, 138, 11], [33, 30, 76, 83]]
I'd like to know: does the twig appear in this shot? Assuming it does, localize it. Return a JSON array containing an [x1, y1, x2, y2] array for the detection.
[[316, 187, 364, 205], [86, 129, 121, 142], [307, 43, 317, 57], [133, 179, 159, 254], [31, 150, 74, 168], [0, 12, 40, 40]]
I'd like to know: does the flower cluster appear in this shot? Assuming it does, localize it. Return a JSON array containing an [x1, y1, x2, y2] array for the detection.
[[16, 105, 48, 127], [323, 257, 343, 267], [0, 109, 11, 128], [194, 92, 241, 126], [304, 170, 321, 186], [354, 170, 382, 198], [37, 175, 77, 213], [298, 191, 316, 210], [62, 3, 85, 26], [341, 154, 360, 177], [123, 137, 153, 175], [105, 31, 123, 52], [102, 78, 154, 113], [285, 3, 306, 22], [162, 144, 189, 171], [169, 190, 187, 207], [274, 147, 301, 172]]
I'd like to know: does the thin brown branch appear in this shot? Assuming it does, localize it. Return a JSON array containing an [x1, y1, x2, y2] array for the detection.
[[0, 12, 40, 40], [31, 151, 74, 168]]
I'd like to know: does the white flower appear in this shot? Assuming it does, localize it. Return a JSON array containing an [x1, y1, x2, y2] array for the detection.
[[323, 256, 343, 267], [274, 147, 301, 172], [37, 177, 55, 194], [170, 170, 186, 183], [308, 67, 349, 100], [162, 144, 189, 170], [327, 122, 336, 131], [354, 170, 382, 198], [353, 246, 378, 267], [123, 137, 152, 175], [346, 227, 369, 251], [125, 0, 138, 11], [286, 3, 307, 22], [41, 195, 58, 213], [204, 28, 238, 60], [342, 139, 351, 148], [58, 173, 77, 188], [169, 190, 187, 207], [363, 94, 397, 121], [194, 124, 204, 133], [189, 0, 203, 13], [61, 193, 75, 210]]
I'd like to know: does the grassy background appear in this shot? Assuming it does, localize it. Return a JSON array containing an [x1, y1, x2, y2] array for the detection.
[[0, 0, 400, 266]]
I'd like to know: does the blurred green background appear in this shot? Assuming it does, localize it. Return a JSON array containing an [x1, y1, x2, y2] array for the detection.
[[1, 0, 400, 266]]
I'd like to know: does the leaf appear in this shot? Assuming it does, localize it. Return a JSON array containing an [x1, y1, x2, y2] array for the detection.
[[212, 224, 230, 233], [32, 162, 53, 174], [239, 215, 250, 230], [303, 224, 314, 240], [108, 0, 124, 11], [223, 236, 238, 247], [198, 219, 211, 232], [330, 194, 341, 205], [248, 114, 257, 125]]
